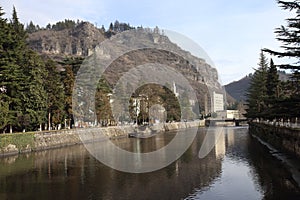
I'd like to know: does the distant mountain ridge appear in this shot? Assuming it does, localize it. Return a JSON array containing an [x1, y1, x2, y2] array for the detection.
[[224, 71, 291, 102]]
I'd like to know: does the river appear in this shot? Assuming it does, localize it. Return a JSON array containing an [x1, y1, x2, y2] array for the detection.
[[0, 127, 300, 199]]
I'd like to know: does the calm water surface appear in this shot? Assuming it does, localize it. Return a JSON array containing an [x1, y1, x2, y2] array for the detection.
[[0, 127, 300, 200]]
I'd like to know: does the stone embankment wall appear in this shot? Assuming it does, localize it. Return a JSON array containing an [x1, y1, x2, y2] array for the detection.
[[249, 122, 300, 157], [0, 121, 204, 157]]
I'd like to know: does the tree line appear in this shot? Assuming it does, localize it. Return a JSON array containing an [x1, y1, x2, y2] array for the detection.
[[0, 7, 88, 133], [25, 18, 135, 37], [246, 0, 300, 121]]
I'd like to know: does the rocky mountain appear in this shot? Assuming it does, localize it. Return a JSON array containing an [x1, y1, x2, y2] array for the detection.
[[27, 22, 106, 60], [27, 21, 232, 113], [225, 71, 291, 102]]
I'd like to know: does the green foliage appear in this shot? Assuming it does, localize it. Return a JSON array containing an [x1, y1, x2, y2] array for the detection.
[[262, 0, 300, 119], [266, 59, 279, 99], [246, 51, 268, 119], [45, 59, 66, 127], [51, 19, 77, 31], [95, 78, 113, 126], [0, 94, 9, 130], [129, 84, 181, 124], [0, 6, 63, 132], [105, 21, 135, 38], [0, 132, 35, 150], [26, 21, 40, 33]]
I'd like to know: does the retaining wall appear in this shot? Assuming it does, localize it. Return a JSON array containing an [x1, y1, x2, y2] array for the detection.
[[0, 121, 204, 157], [249, 122, 300, 158]]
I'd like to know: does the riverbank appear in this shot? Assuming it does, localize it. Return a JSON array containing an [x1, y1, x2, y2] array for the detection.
[[249, 122, 300, 158], [0, 120, 204, 157]]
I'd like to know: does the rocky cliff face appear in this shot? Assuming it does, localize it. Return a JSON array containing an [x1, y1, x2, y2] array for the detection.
[[27, 23, 225, 113], [27, 22, 105, 58]]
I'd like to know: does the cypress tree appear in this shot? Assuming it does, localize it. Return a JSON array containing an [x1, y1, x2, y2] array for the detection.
[[263, 0, 300, 118], [0, 7, 48, 132], [0, 7, 25, 132], [246, 51, 268, 119], [264, 59, 280, 119], [45, 59, 66, 129]]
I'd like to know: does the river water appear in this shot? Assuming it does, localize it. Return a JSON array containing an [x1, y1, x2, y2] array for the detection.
[[0, 127, 300, 200]]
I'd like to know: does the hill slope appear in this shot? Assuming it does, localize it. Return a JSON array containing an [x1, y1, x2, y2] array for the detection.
[[27, 22, 226, 113], [225, 71, 291, 102]]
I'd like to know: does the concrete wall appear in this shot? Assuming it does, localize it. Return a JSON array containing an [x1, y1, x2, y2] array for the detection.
[[0, 121, 204, 157], [249, 122, 300, 158]]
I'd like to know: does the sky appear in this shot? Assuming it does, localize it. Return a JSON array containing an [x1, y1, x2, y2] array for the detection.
[[1, 0, 293, 84]]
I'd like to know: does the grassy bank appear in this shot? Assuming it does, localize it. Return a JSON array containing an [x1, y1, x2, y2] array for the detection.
[[0, 132, 35, 151]]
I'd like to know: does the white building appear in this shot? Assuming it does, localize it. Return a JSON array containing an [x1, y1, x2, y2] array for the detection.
[[212, 91, 224, 112]]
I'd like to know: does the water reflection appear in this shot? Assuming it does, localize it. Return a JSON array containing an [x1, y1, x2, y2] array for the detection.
[[0, 127, 299, 200]]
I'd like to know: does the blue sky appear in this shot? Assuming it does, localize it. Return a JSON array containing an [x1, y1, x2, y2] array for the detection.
[[1, 0, 292, 84]]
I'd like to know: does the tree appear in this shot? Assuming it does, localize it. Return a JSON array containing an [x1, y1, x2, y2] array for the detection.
[[246, 51, 268, 119], [21, 50, 48, 131], [45, 59, 66, 129], [26, 21, 37, 33], [263, 0, 300, 118], [266, 59, 279, 99], [11, 6, 25, 39], [60, 57, 84, 128], [95, 78, 113, 126], [262, 59, 280, 119], [114, 20, 120, 32], [12, 8, 49, 131], [0, 94, 9, 131], [129, 84, 181, 124], [0, 7, 27, 132], [0, 7, 49, 132]]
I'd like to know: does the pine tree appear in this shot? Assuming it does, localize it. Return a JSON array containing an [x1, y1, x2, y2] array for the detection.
[[11, 6, 25, 38], [246, 51, 268, 119], [60, 57, 84, 128], [12, 8, 48, 131], [0, 7, 10, 131], [26, 21, 37, 33], [266, 59, 279, 99], [263, 59, 280, 119], [0, 93, 9, 131], [263, 0, 300, 118], [95, 78, 113, 126], [45, 59, 65, 129], [0, 7, 49, 132], [22, 49, 48, 130], [0, 7, 25, 132]]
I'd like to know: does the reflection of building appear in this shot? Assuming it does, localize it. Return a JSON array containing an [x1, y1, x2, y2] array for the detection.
[[226, 128, 235, 147], [212, 91, 224, 112], [215, 129, 226, 158]]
